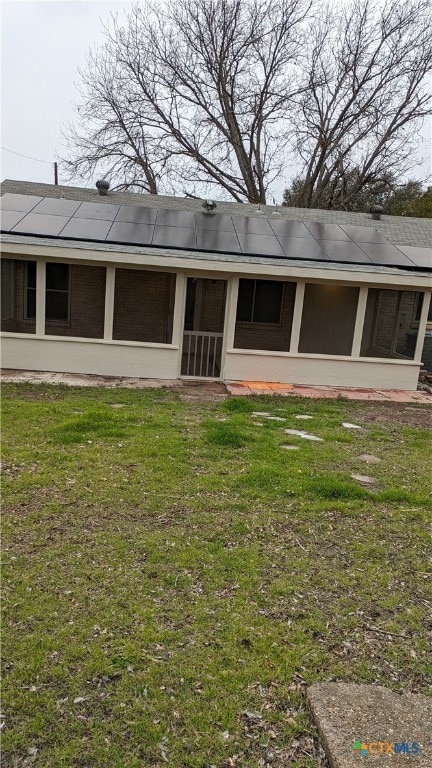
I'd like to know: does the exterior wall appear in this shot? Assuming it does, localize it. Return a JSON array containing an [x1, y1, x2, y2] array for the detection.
[[299, 284, 359, 355], [1, 335, 180, 379], [113, 269, 175, 343], [46, 264, 106, 339], [224, 350, 420, 390], [234, 281, 296, 351]]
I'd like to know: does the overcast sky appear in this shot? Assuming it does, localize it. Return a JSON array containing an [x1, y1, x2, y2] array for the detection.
[[1, 0, 431, 202], [1, 0, 132, 187]]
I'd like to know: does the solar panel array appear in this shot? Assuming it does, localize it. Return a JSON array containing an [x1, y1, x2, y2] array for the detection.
[[1, 192, 430, 271]]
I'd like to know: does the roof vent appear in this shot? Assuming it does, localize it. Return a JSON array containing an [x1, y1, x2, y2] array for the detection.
[[202, 199, 217, 213], [96, 179, 110, 196], [370, 204, 384, 220]]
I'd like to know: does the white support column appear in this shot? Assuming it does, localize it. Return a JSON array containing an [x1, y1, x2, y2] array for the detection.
[[171, 272, 187, 347], [103, 266, 116, 340], [35, 260, 46, 336], [414, 291, 431, 362], [289, 281, 305, 353], [221, 276, 239, 380], [351, 286, 368, 357]]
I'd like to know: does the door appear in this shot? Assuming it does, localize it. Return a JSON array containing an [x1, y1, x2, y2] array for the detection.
[[181, 277, 227, 378]]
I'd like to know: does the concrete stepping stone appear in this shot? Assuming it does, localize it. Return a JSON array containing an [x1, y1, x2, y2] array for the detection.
[[295, 414, 313, 420], [307, 682, 432, 767], [280, 444, 300, 451], [351, 473, 375, 485], [251, 412, 285, 420], [357, 454, 381, 464], [342, 422, 362, 429], [284, 429, 323, 441]]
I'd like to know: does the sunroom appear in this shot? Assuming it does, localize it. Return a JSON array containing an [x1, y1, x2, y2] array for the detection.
[[1, 183, 431, 391]]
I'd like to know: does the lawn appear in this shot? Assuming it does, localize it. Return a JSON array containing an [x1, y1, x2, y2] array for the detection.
[[1, 383, 431, 768]]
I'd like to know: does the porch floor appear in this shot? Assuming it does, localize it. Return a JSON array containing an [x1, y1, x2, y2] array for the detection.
[[1, 369, 432, 402]]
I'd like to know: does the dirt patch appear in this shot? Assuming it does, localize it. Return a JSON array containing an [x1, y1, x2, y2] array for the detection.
[[350, 402, 432, 430]]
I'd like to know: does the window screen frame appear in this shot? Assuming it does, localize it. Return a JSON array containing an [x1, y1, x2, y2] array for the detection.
[[236, 279, 285, 326]]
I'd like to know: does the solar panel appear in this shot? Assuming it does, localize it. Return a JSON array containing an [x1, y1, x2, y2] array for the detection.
[[269, 220, 313, 239], [1, 193, 43, 212], [153, 225, 197, 248], [32, 198, 82, 217], [155, 209, 195, 228], [233, 216, 274, 235], [305, 222, 350, 241], [236, 233, 285, 257], [196, 229, 241, 253], [396, 246, 432, 270], [341, 225, 388, 244], [358, 243, 416, 267], [73, 202, 119, 221], [2, 192, 429, 273], [115, 205, 157, 225], [12, 213, 71, 236], [195, 213, 236, 232], [59, 217, 113, 240], [109, 221, 154, 245], [278, 237, 329, 261], [0, 209, 27, 230], [318, 240, 373, 264]]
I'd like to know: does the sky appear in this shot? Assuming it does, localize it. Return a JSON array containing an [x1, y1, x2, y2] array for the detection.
[[1, 0, 132, 186], [1, 0, 431, 202]]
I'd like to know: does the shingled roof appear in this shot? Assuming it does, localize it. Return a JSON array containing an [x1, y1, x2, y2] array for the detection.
[[2, 178, 431, 250]]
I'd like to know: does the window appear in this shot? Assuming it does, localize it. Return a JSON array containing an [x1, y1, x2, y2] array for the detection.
[[46, 263, 69, 321], [25, 262, 70, 321], [237, 279, 284, 324]]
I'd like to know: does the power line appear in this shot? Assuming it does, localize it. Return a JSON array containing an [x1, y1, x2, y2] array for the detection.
[[1, 146, 53, 165]]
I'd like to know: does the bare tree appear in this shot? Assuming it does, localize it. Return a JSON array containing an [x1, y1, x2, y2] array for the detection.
[[288, 0, 432, 210], [63, 0, 431, 206], [62, 0, 310, 202]]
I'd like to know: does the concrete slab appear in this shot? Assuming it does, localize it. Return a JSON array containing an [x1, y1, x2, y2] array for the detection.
[[307, 683, 432, 768]]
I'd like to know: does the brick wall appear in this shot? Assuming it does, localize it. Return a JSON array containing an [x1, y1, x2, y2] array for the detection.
[[113, 269, 176, 343], [46, 265, 106, 339], [299, 284, 359, 355], [234, 281, 296, 351]]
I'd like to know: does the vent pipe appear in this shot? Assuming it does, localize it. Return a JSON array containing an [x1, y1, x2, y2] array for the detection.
[[96, 179, 110, 196]]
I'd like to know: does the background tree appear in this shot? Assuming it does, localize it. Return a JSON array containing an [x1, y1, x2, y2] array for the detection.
[[63, 0, 310, 202], [284, 174, 432, 217], [63, 0, 431, 206], [288, 0, 431, 210]]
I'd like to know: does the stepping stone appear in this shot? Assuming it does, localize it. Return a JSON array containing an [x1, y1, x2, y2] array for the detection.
[[351, 473, 375, 484], [110, 403, 126, 408], [342, 422, 362, 429], [281, 445, 300, 451], [357, 454, 381, 464], [308, 682, 432, 768], [295, 414, 313, 420], [265, 416, 286, 421], [251, 412, 285, 421], [284, 429, 323, 441]]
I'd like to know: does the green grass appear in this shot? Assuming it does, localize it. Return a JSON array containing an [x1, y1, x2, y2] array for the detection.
[[1, 383, 431, 768]]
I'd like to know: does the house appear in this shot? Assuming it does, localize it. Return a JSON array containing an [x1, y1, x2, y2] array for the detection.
[[1, 179, 431, 391]]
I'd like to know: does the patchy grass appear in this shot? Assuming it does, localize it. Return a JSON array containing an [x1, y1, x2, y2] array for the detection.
[[1, 384, 431, 768]]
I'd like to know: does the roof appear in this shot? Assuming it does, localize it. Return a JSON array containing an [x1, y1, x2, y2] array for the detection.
[[1, 179, 431, 274]]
